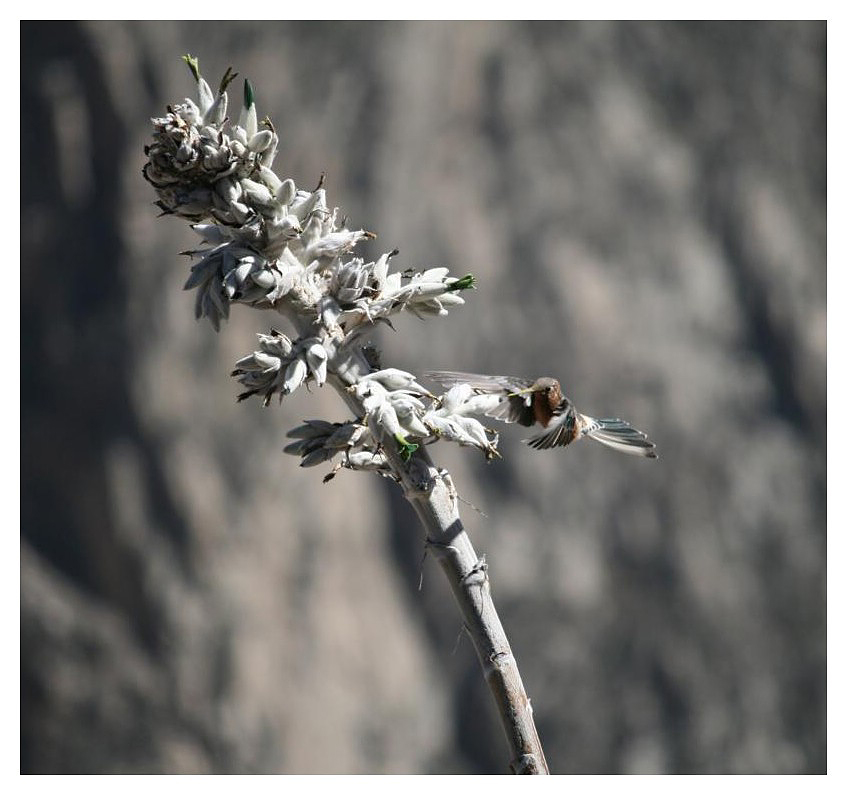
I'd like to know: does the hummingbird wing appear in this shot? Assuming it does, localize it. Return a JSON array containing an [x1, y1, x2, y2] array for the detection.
[[527, 412, 657, 457], [424, 371, 537, 426], [582, 417, 658, 458], [525, 404, 579, 449], [424, 371, 533, 392]]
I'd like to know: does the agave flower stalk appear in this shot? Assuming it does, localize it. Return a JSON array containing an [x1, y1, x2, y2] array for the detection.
[[144, 55, 548, 774]]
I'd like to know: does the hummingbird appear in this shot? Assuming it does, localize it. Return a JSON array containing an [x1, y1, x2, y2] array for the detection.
[[424, 371, 657, 458]]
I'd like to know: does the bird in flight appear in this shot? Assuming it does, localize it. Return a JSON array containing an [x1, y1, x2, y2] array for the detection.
[[424, 371, 657, 458]]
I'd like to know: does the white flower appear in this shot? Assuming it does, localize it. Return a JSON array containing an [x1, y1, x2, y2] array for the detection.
[[437, 383, 474, 413], [420, 384, 501, 459], [284, 421, 371, 468], [231, 333, 330, 404], [282, 358, 308, 394], [331, 259, 371, 303], [286, 419, 339, 440], [237, 90, 258, 139], [240, 178, 278, 212], [434, 384, 502, 418], [247, 129, 275, 154], [391, 397, 431, 438], [304, 340, 328, 386], [334, 263, 475, 328], [183, 242, 293, 329], [289, 189, 328, 224], [422, 411, 499, 459], [359, 368, 432, 396]]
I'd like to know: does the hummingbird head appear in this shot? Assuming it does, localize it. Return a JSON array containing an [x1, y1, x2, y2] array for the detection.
[[508, 377, 563, 408], [532, 377, 563, 409]]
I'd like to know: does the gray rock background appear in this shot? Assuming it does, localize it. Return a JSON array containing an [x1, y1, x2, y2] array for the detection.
[[21, 20, 825, 773]]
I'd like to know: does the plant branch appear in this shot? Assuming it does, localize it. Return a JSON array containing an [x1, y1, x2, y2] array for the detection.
[[145, 57, 549, 773]]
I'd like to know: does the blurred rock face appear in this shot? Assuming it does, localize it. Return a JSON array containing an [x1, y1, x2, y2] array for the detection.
[[21, 21, 824, 773]]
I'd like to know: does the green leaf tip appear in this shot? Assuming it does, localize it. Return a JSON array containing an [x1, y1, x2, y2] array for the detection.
[[394, 433, 419, 462], [219, 67, 238, 96], [182, 54, 201, 83], [447, 273, 476, 291], [244, 79, 255, 110]]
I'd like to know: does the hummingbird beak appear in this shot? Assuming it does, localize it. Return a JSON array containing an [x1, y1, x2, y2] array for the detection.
[[508, 386, 537, 397]]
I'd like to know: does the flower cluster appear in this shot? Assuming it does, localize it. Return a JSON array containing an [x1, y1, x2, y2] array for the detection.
[[145, 56, 474, 337], [422, 384, 501, 459], [143, 60, 277, 223], [283, 420, 369, 467], [280, 369, 500, 473], [147, 58, 500, 483], [282, 419, 397, 484], [182, 236, 297, 330], [231, 330, 328, 405], [328, 258, 476, 334], [356, 371, 500, 461]]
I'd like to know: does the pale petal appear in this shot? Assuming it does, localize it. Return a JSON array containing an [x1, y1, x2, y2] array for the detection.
[[282, 357, 307, 394]]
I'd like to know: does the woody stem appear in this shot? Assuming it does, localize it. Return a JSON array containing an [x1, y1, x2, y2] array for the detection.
[[328, 344, 549, 774]]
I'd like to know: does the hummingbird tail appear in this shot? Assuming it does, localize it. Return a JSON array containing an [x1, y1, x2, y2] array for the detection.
[[584, 417, 658, 459]]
